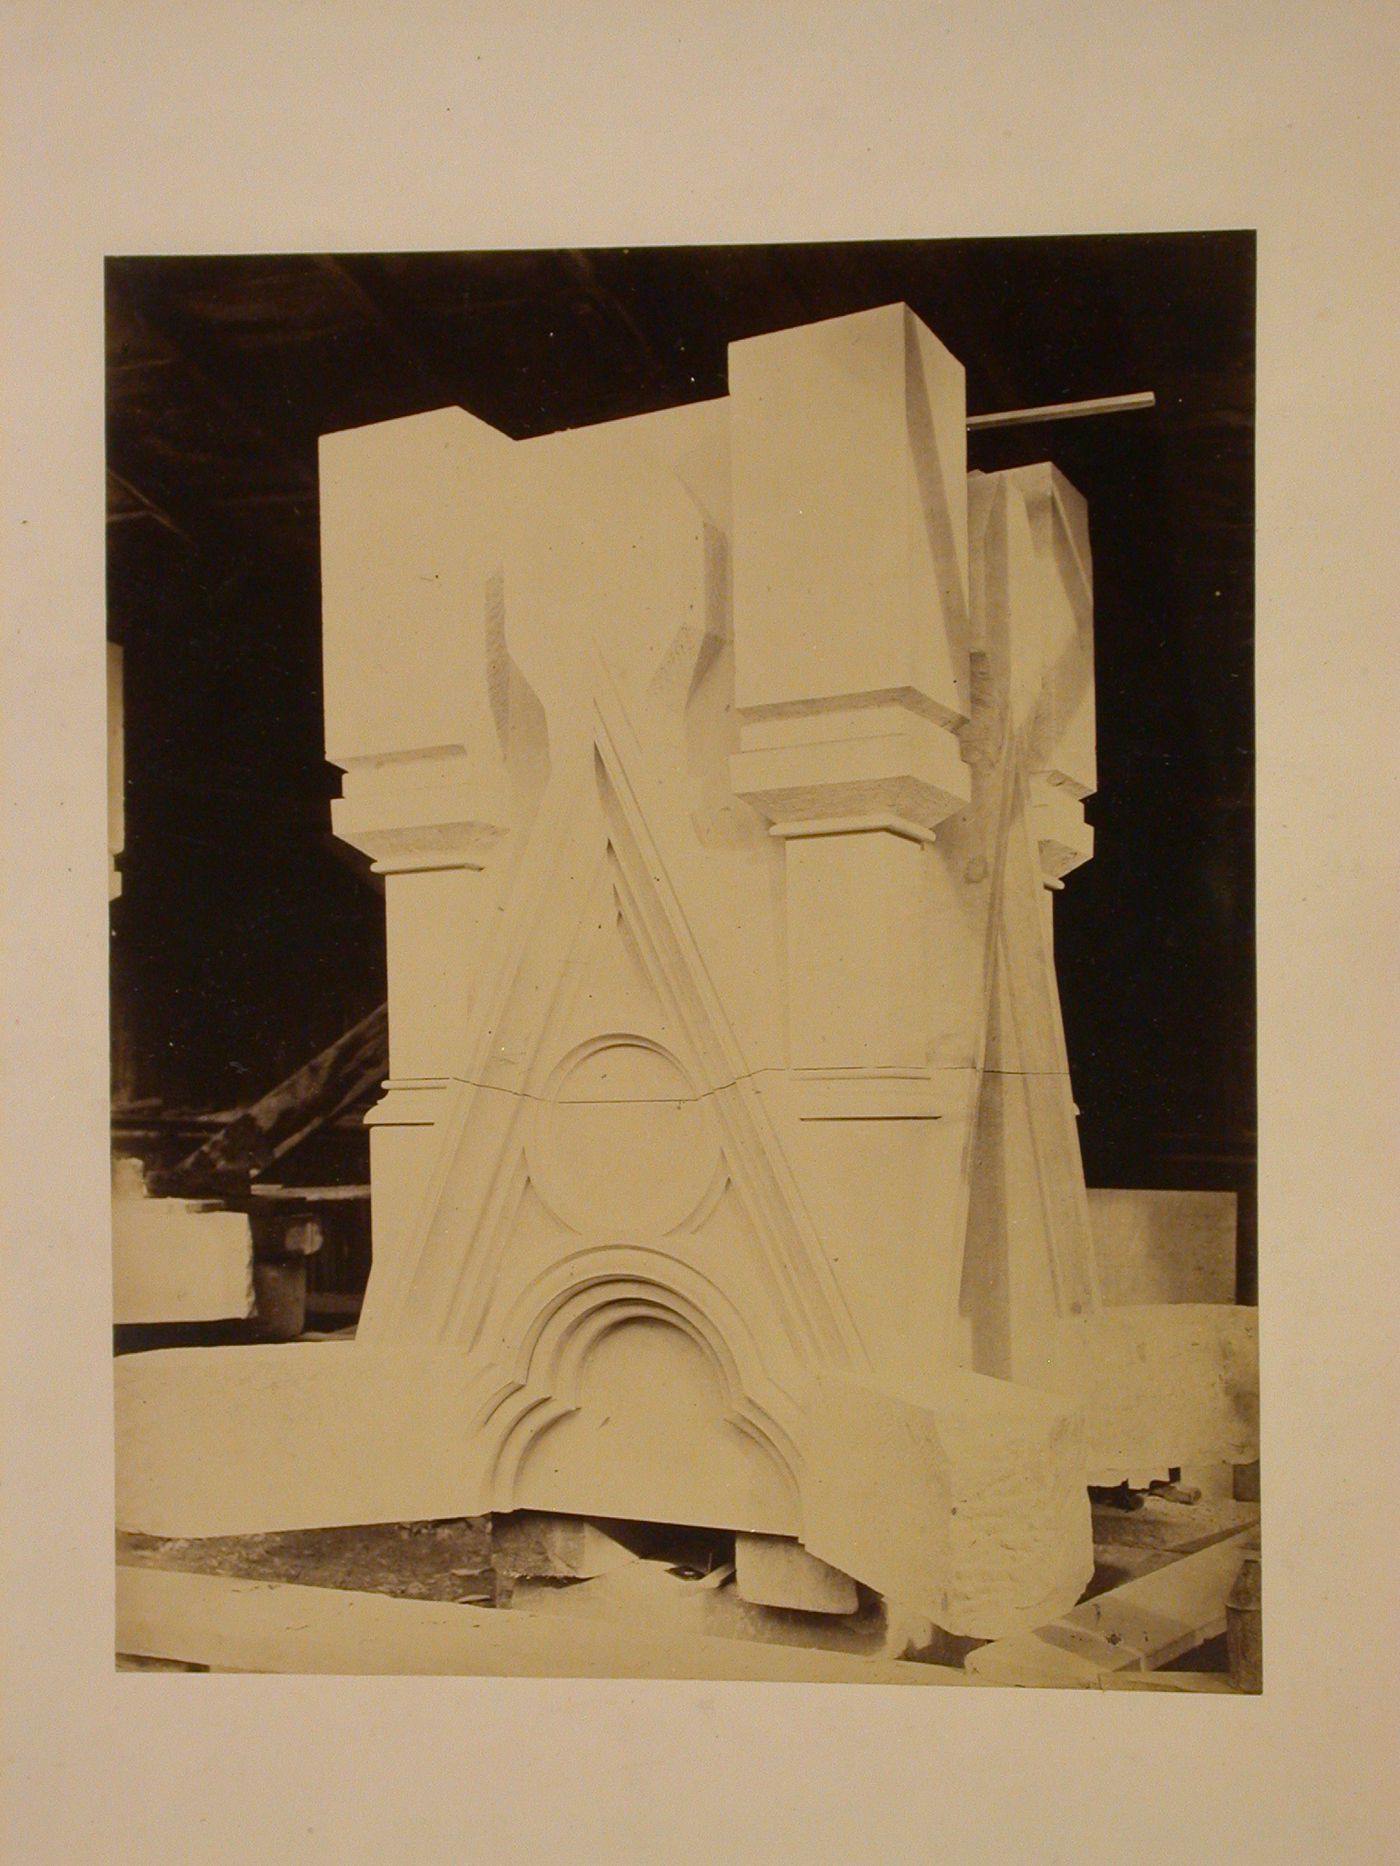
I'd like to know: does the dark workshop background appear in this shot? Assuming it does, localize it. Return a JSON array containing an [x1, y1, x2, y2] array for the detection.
[[106, 235, 1256, 1296]]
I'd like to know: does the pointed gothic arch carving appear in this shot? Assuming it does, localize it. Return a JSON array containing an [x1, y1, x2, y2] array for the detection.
[[473, 1247, 805, 1520]]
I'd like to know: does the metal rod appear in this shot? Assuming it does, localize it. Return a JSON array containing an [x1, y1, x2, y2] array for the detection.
[[967, 391, 1155, 432]]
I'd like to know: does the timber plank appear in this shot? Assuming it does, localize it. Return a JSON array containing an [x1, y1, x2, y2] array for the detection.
[[1097, 1670, 1240, 1693], [964, 1534, 1250, 1688], [115, 1565, 973, 1685]]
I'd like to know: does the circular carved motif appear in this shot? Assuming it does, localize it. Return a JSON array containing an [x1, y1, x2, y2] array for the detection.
[[528, 1038, 721, 1236]]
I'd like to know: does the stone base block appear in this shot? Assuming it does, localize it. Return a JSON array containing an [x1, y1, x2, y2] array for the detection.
[[1062, 1304, 1259, 1484], [118, 1346, 1095, 1638], [491, 1511, 641, 1580], [112, 1195, 253, 1326], [800, 1369, 1092, 1640], [115, 1344, 493, 1538], [735, 1533, 859, 1615]]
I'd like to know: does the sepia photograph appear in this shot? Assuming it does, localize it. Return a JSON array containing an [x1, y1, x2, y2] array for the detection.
[[5, 2, 1396, 1859], [108, 237, 1259, 1688]]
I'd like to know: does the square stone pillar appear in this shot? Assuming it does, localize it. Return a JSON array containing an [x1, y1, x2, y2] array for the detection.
[[319, 406, 522, 1324]]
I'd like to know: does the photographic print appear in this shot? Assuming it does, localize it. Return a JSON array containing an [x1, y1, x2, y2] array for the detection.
[[108, 237, 1258, 1687]]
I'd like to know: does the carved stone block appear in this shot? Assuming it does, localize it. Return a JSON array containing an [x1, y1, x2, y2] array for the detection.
[[114, 302, 1255, 1645]]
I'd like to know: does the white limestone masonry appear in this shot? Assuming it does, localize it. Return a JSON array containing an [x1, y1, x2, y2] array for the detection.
[[115, 304, 1256, 1641]]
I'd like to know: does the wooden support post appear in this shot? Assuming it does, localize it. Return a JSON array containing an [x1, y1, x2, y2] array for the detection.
[[252, 1259, 306, 1341], [1226, 1544, 1262, 1692]]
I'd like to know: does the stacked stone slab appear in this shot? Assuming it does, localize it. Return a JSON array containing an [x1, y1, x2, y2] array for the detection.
[[115, 305, 1255, 1640]]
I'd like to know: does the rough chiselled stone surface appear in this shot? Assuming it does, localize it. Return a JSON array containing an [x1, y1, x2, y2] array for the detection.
[[802, 1370, 1092, 1639]]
